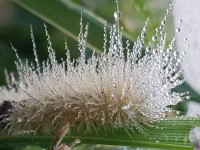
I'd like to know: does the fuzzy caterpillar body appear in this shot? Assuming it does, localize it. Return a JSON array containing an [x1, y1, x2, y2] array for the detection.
[[0, 8, 186, 135]]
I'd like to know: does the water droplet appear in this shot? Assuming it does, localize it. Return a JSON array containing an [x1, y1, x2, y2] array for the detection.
[[156, 28, 159, 32], [17, 118, 22, 122], [174, 51, 179, 57], [169, 3, 173, 9], [114, 11, 121, 20], [184, 38, 187, 41], [156, 140, 160, 143], [160, 30, 164, 35], [161, 20, 166, 25], [114, 44, 120, 51], [167, 48, 172, 53], [141, 32, 146, 38], [179, 19, 183, 23], [111, 93, 115, 97], [176, 28, 180, 32], [152, 36, 157, 41], [176, 111, 181, 115], [186, 96, 190, 100], [122, 103, 131, 110], [153, 49, 158, 54], [146, 46, 151, 52]]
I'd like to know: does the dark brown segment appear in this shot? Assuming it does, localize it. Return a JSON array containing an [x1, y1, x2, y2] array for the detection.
[[0, 100, 13, 129]]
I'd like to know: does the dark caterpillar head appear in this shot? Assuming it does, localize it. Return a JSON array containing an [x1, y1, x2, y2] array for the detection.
[[0, 100, 13, 130]]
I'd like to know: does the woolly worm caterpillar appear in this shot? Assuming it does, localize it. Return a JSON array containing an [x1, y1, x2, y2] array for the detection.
[[0, 2, 188, 149]]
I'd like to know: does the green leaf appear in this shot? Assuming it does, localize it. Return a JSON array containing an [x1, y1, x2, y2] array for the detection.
[[0, 117, 199, 149]]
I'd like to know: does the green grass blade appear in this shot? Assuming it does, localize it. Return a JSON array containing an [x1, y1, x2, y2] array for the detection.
[[0, 117, 198, 149]]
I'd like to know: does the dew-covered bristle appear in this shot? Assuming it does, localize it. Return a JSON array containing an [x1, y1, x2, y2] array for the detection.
[[0, 3, 187, 135]]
